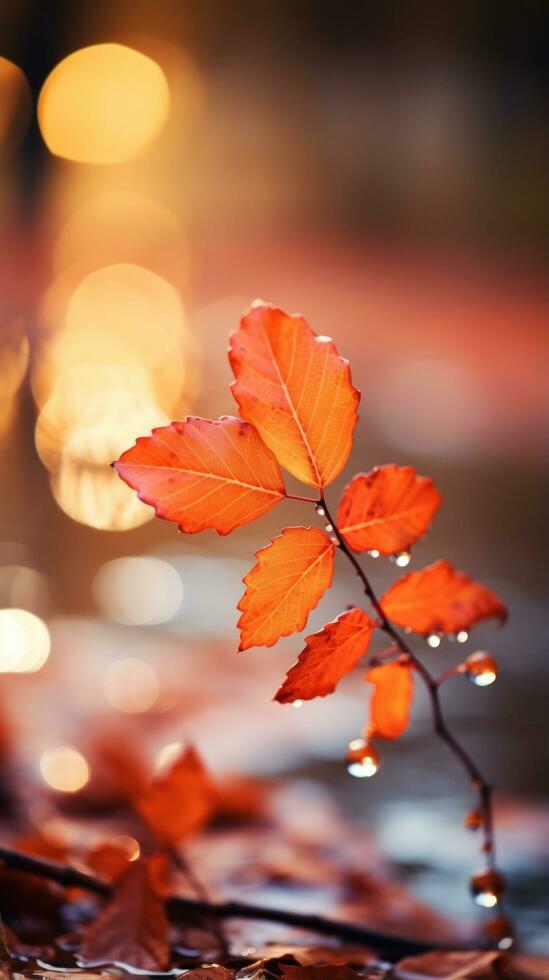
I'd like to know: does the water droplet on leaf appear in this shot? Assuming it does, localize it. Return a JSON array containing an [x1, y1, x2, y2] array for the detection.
[[367, 549, 380, 559], [456, 630, 469, 643], [324, 522, 333, 533], [395, 551, 411, 567], [315, 504, 325, 517], [464, 651, 498, 686], [427, 633, 441, 648], [345, 737, 380, 778], [470, 868, 505, 908]]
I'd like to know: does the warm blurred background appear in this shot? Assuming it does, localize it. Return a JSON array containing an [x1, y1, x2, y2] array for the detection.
[[0, 0, 547, 950]]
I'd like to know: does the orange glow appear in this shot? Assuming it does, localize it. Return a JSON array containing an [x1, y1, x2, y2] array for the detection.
[[49, 421, 158, 531], [103, 657, 159, 713], [38, 43, 170, 164], [0, 609, 51, 673], [0, 322, 29, 438], [53, 192, 186, 283], [93, 556, 183, 625], [0, 57, 32, 159], [40, 746, 90, 792]]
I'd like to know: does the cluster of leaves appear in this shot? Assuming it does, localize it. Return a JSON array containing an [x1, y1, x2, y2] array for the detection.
[[115, 301, 506, 742]]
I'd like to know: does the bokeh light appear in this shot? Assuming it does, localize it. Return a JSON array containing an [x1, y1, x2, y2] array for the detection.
[[31, 262, 195, 529], [93, 556, 183, 625], [0, 320, 29, 439], [155, 741, 183, 772], [0, 566, 50, 616], [103, 657, 159, 713], [0, 609, 51, 673], [40, 745, 90, 792], [38, 43, 170, 164], [0, 57, 32, 159], [49, 420, 161, 531], [53, 191, 186, 284]]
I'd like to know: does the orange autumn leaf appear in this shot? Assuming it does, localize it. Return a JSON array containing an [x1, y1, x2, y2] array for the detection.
[[238, 526, 335, 650], [114, 415, 285, 536], [79, 855, 169, 971], [381, 560, 507, 635], [275, 608, 376, 703], [229, 301, 360, 488], [338, 464, 442, 555], [366, 661, 413, 740], [136, 745, 216, 846]]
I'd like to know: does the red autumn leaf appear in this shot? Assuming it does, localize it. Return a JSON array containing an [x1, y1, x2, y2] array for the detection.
[[238, 526, 335, 650], [136, 745, 216, 846], [87, 840, 139, 881], [79, 856, 169, 971], [114, 415, 286, 535], [380, 560, 507, 635], [275, 608, 376, 703], [337, 464, 442, 555], [229, 301, 360, 488], [366, 661, 414, 740]]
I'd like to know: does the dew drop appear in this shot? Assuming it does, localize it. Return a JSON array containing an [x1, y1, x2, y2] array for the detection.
[[315, 505, 325, 517], [291, 699, 303, 708], [427, 633, 441, 648], [470, 868, 505, 908], [464, 651, 498, 687], [457, 630, 469, 643], [330, 535, 339, 546], [395, 551, 411, 568], [367, 549, 380, 559], [345, 737, 380, 778], [325, 523, 334, 533]]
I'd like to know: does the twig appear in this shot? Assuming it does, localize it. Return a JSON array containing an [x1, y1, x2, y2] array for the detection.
[[319, 495, 496, 868], [0, 846, 461, 960], [170, 847, 229, 957]]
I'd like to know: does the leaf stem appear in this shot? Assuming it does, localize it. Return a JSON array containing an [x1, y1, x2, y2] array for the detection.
[[318, 495, 497, 870], [0, 846, 462, 961], [285, 493, 322, 504]]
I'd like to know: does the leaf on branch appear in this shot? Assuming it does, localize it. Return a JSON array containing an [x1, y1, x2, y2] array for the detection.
[[394, 949, 501, 979], [114, 415, 286, 535], [366, 661, 413, 740], [136, 745, 216, 846], [237, 527, 335, 650], [229, 301, 360, 488], [275, 608, 376, 702], [380, 560, 507, 635], [79, 856, 169, 972], [337, 465, 442, 555]]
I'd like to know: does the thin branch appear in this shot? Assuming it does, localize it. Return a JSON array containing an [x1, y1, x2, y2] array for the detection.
[[285, 493, 322, 504], [319, 495, 496, 868], [170, 847, 229, 957], [0, 846, 461, 961]]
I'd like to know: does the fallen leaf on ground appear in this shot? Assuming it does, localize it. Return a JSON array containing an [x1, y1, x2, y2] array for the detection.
[[79, 855, 169, 971], [136, 745, 216, 846]]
